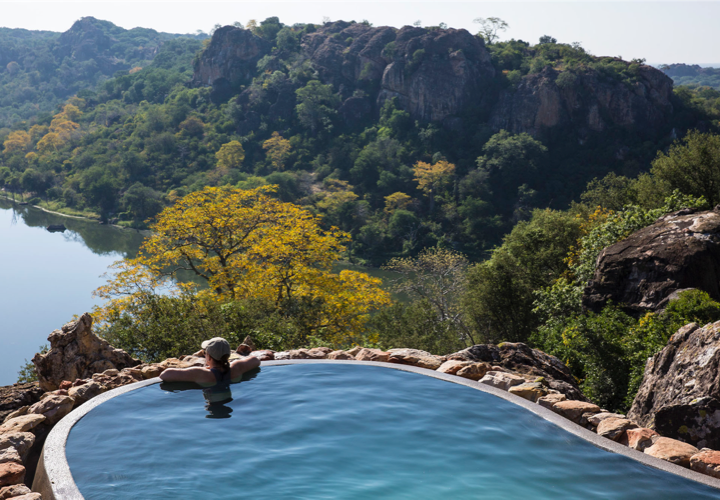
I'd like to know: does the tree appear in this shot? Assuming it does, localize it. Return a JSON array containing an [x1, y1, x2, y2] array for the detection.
[[95, 185, 391, 345], [295, 80, 340, 134], [215, 140, 245, 172], [384, 192, 412, 214], [413, 160, 455, 212], [538, 35, 558, 45], [651, 131, 720, 207], [3, 130, 31, 155], [473, 17, 508, 44], [384, 247, 475, 345], [262, 131, 292, 171]]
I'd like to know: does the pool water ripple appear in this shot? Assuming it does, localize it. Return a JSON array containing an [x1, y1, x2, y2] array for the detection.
[[66, 364, 720, 499]]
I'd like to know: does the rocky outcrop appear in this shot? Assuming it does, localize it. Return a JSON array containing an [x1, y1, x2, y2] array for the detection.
[[192, 26, 271, 98], [490, 63, 673, 141], [447, 343, 585, 400], [32, 313, 140, 392], [628, 321, 720, 448], [583, 208, 720, 314]]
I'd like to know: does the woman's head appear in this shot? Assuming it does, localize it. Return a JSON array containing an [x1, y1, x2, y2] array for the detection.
[[201, 337, 231, 361]]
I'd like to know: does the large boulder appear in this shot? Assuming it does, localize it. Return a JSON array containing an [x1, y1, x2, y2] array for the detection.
[[628, 321, 720, 449], [583, 207, 720, 314], [32, 313, 140, 392], [447, 343, 585, 400]]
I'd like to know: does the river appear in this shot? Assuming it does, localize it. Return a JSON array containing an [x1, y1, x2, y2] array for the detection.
[[0, 198, 399, 386]]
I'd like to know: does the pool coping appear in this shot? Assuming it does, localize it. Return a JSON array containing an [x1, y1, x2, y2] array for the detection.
[[34, 359, 720, 498]]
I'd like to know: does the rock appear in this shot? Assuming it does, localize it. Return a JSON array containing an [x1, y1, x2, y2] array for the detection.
[[355, 348, 390, 362], [236, 344, 252, 356], [690, 450, 720, 478], [90, 371, 136, 390], [596, 418, 638, 442], [0, 484, 31, 499], [584, 208, 720, 315], [120, 368, 144, 381], [436, 360, 473, 375], [306, 348, 331, 359], [0, 448, 21, 465], [479, 371, 526, 391], [387, 349, 445, 370], [27, 394, 74, 425], [327, 350, 354, 360], [10, 493, 42, 500], [249, 350, 274, 361], [0, 414, 45, 434], [68, 381, 107, 406], [273, 349, 311, 360], [58, 380, 72, 390], [346, 346, 363, 356], [551, 401, 601, 424], [0, 433, 34, 463], [508, 382, 549, 403], [447, 343, 584, 400], [624, 428, 659, 451], [587, 412, 627, 427], [192, 26, 272, 100], [0, 384, 43, 424], [32, 313, 141, 392], [242, 336, 256, 351], [490, 63, 672, 141], [455, 363, 491, 381], [628, 320, 720, 449], [644, 437, 699, 467], [2, 407, 28, 425], [141, 365, 164, 379], [537, 393, 567, 410], [0, 463, 24, 488]]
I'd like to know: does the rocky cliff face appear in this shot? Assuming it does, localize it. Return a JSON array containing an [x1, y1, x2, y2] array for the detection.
[[192, 26, 271, 97], [194, 23, 675, 137], [628, 321, 720, 449], [490, 64, 674, 141], [583, 207, 720, 314], [196, 22, 496, 123]]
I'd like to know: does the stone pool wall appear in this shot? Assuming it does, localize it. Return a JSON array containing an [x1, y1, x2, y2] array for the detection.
[[3, 315, 720, 498]]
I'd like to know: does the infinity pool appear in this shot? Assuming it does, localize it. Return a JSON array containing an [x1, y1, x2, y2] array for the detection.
[[65, 364, 720, 499]]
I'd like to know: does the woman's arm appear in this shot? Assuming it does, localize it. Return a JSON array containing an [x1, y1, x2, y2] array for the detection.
[[159, 367, 213, 384], [230, 356, 261, 379]]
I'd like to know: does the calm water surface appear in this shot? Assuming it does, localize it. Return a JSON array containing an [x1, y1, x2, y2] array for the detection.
[[66, 364, 720, 500], [0, 198, 145, 385]]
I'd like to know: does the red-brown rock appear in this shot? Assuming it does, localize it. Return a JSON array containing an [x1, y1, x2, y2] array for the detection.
[[327, 350, 354, 360], [690, 450, 720, 478], [27, 394, 74, 425], [249, 350, 275, 361], [436, 360, 472, 375], [624, 428, 659, 451], [0, 484, 32, 499], [0, 463, 25, 487], [455, 362, 491, 381], [644, 437, 699, 467], [551, 401, 601, 424], [354, 348, 390, 362], [596, 418, 638, 442], [387, 349, 445, 370], [58, 380, 72, 390]]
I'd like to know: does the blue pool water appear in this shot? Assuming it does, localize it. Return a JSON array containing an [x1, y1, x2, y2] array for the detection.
[[66, 364, 720, 499]]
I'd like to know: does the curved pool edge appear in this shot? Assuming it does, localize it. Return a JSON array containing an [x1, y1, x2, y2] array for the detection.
[[34, 360, 720, 498]]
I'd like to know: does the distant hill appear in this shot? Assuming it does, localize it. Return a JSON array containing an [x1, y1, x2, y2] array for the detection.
[[0, 17, 205, 125], [660, 63, 720, 89]]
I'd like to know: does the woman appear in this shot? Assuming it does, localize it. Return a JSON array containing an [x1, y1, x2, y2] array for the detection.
[[159, 337, 261, 386]]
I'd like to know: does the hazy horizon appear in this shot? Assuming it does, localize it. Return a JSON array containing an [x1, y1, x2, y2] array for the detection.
[[0, 1, 718, 66]]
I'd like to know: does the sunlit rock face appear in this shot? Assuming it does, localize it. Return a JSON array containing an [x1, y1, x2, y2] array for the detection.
[[629, 321, 720, 449], [489, 63, 673, 142], [583, 208, 720, 315]]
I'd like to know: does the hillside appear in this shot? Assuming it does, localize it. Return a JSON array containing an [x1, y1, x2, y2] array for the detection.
[[661, 63, 720, 89], [1, 17, 718, 264]]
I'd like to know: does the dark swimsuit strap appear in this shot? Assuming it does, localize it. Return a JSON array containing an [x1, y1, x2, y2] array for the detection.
[[209, 367, 230, 384]]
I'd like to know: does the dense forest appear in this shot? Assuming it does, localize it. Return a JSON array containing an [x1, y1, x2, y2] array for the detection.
[[6, 17, 720, 412], [661, 63, 720, 89]]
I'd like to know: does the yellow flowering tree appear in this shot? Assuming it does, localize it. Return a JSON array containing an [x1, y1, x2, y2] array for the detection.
[[262, 131, 292, 171], [95, 185, 391, 346]]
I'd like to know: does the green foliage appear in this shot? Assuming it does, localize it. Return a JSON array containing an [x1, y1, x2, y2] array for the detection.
[[532, 290, 720, 413], [17, 344, 48, 383], [368, 300, 468, 355]]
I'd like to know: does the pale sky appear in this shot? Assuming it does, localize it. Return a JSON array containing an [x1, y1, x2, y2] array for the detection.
[[1, 1, 718, 66]]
